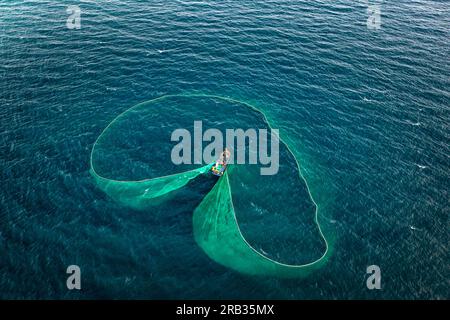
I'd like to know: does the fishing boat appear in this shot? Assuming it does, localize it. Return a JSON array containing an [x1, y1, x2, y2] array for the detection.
[[211, 148, 231, 176]]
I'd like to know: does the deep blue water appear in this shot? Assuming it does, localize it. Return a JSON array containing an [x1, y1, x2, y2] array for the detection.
[[0, 0, 448, 299]]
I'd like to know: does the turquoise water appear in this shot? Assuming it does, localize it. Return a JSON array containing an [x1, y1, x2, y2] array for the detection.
[[0, 1, 448, 299]]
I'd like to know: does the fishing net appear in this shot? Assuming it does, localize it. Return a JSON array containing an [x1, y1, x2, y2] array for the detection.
[[90, 94, 334, 277]]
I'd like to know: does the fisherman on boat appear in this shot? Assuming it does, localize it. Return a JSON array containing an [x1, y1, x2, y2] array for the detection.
[[211, 148, 231, 176]]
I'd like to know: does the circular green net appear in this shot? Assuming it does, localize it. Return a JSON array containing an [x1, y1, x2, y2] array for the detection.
[[90, 94, 334, 278]]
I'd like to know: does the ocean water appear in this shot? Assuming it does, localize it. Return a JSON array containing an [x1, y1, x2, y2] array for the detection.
[[0, 0, 448, 299]]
